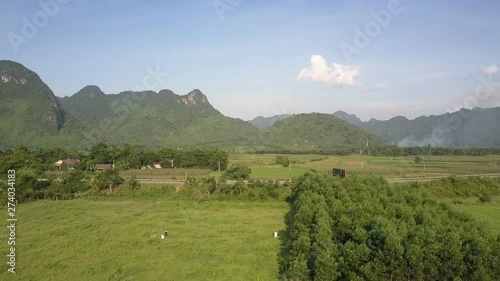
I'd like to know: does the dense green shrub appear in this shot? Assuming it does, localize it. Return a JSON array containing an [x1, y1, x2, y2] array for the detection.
[[280, 173, 500, 280], [178, 177, 286, 201], [276, 156, 290, 167], [222, 164, 252, 180]]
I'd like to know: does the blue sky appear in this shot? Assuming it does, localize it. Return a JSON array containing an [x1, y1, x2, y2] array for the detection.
[[1, 0, 499, 120]]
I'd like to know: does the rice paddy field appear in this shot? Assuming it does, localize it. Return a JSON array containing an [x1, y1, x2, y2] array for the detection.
[[230, 154, 500, 180], [118, 154, 500, 181]]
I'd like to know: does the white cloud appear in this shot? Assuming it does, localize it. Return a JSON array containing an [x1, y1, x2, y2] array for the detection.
[[362, 83, 389, 92], [480, 65, 498, 75], [297, 55, 361, 87]]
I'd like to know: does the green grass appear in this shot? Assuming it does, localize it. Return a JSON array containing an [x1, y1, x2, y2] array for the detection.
[[441, 195, 500, 236], [230, 154, 500, 180], [5, 155, 500, 280], [0, 198, 287, 280], [249, 166, 308, 180], [64, 154, 500, 182], [121, 168, 214, 180]]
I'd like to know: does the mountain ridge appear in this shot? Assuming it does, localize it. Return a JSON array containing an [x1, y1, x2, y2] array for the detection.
[[333, 108, 500, 148], [2, 60, 497, 150]]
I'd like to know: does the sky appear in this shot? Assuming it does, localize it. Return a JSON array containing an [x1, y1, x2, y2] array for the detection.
[[1, 0, 500, 121]]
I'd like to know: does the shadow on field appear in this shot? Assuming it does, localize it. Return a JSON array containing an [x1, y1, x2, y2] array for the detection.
[[277, 197, 293, 280]]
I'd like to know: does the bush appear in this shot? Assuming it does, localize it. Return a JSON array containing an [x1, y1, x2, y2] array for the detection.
[[280, 173, 500, 280], [414, 156, 423, 164], [222, 164, 251, 180], [479, 193, 492, 204], [125, 175, 140, 191], [275, 156, 290, 167]]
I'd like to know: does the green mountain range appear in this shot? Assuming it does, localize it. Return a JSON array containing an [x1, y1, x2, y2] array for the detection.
[[58, 86, 259, 148], [332, 109, 500, 148], [249, 114, 291, 129], [247, 108, 500, 148], [6, 59, 496, 150], [260, 113, 387, 152], [0, 60, 387, 151]]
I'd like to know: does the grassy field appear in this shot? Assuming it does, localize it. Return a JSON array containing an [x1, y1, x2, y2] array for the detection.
[[121, 168, 213, 180], [4, 154, 499, 280], [83, 154, 500, 181], [230, 154, 500, 179], [2, 177, 500, 280], [1, 197, 287, 280], [439, 195, 500, 236]]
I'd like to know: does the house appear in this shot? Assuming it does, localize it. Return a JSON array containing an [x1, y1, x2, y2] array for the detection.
[[54, 159, 78, 170], [141, 163, 162, 169], [332, 168, 346, 179], [94, 164, 113, 171]]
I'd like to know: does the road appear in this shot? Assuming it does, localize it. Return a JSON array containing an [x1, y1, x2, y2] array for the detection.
[[138, 173, 500, 185], [386, 173, 500, 184], [135, 179, 290, 185], [1, 174, 498, 185], [135, 179, 185, 185]]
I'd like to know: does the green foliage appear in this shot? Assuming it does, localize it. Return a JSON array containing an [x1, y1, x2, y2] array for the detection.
[[280, 173, 500, 280], [58, 86, 260, 149], [125, 175, 140, 191], [222, 164, 252, 180], [177, 177, 286, 201], [411, 177, 500, 199], [261, 113, 388, 152], [93, 169, 124, 193], [478, 193, 492, 204], [414, 155, 423, 164], [275, 156, 290, 167]]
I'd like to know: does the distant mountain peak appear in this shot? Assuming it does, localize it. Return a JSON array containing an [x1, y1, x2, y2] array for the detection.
[[390, 115, 409, 121], [332, 110, 363, 126], [0, 60, 66, 135], [179, 89, 208, 106], [249, 114, 292, 128], [0, 60, 37, 85], [73, 85, 105, 99]]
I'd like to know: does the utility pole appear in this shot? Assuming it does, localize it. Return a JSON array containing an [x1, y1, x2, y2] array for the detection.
[[288, 163, 291, 182]]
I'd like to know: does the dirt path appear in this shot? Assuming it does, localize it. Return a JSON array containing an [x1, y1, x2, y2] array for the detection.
[[175, 183, 185, 194]]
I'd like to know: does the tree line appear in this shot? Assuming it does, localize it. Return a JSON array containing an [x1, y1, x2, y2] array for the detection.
[[253, 146, 500, 156], [0, 144, 229, 204], [0, 143, 229, 174], [279, 173, 500, 280], [0, 161, 288, 204]]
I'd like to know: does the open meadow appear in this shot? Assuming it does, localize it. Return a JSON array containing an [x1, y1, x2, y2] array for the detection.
[[437, 195, 500, 236], [0, 192, 288, 281], [119, 154, 500, 181]]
